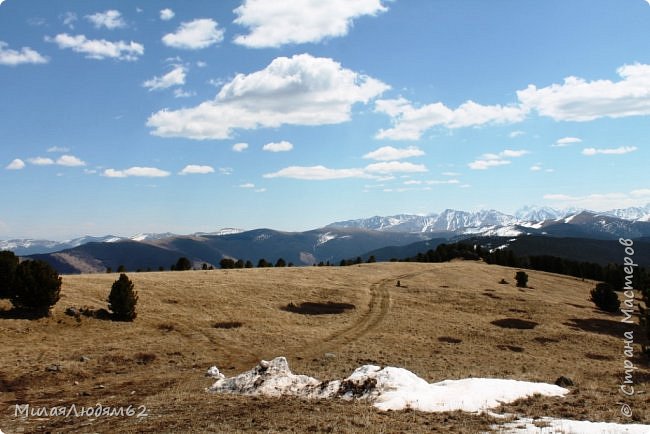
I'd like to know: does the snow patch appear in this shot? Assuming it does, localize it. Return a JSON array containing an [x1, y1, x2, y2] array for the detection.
[[207, 357, 568, 413], [316, 232, 337, 246], [496, 416, 650, 433]]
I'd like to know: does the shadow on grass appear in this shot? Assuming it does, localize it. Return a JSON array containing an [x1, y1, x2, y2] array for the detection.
[[0, 308, 50, 320], [563, 317, 640, 338], [282, 302, 355, 315]]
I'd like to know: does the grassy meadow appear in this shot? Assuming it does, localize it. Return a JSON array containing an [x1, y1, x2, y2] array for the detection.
[[0, 261, 648, 433]]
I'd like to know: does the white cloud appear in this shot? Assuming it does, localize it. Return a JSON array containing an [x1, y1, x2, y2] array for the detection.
[[162, 19, 224, 50], [552, 137, 582, 147], [232, 142, 249, 152], [46, 33, 144, 61], [56, 155, 86, 167], [196, 60, 207, 68], [544, 190, 650, 211], [255, 188, 267, 193], [363, 145, 424, 161], [375, 97, 527, 140], [530, 165, 542, 171], [233, 0, 387, 48], [160, 8, 175, 21], [262, 141, 293, 152], [239, 182, 255, 188], [403, 180, 421, 185], [441, 171, 460, 176], [179, 164, 214, 175], [147, 53, 388, 140], [6, 159, 25, 170], [500, 149, 529, 158], [509, 130, 525, 138], [364, 161, 427, 174], [264, 165, 367, 180], [28, 156, 54, 166], [468, 149, 528, 170], [219, 167, 233, 175], [103, 167, 171, 178], [173, 88, 195, 98], [47, 146, 70, 153], [581, 146, 637, 156], [426, 179, 460, 185], [0, 41, 48, 66], [62, 12, 77, 29], [264, 160, 427, 181], [143, 66, 186, 91], [86, 10, 126, 29], [518, 63, 650, 121]]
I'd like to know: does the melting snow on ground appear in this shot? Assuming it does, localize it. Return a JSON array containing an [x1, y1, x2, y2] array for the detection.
[[495, 416, 650, 433], [206, 357, 568, 413]]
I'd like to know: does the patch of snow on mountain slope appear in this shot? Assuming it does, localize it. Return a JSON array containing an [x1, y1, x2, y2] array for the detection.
[[496, 416, 650, 433], [207, 357, 568, 413], [316, 232, 338, 246]]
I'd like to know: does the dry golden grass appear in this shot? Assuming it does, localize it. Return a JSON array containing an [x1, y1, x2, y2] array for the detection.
[[0, 261, 648, 433]]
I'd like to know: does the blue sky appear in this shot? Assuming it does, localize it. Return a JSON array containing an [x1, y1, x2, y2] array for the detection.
[[1, 0, 649, 239]]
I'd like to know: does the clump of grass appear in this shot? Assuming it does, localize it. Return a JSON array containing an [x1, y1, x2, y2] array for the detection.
[[213, 321, 243, 329], [133, 352, 157, 365], [158, 323, 175, 332]]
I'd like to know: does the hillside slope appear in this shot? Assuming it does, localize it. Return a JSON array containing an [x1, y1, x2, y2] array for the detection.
[[1, 262, 647, 432]]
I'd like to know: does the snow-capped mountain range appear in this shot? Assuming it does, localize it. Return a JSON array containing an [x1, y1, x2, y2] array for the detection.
[[0, 229, 244, 256], [2, 204, 650, 257], [326, 204, 650, 236]]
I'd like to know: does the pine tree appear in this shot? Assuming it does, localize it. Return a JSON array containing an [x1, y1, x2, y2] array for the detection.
[[590, 282, 620, 313], [175, 257, 192, 271], [0, 250, 19, 299], [515, 271, 528, 288], [275, 258, 286, 267], [11, 260, 61, 316], [108, 273, 138, 321]]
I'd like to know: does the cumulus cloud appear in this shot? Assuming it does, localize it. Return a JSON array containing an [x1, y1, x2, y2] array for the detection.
[[263, 141, 293, 152], [179, 164, 214, 175], [232, 142, 249, 152], [233, 0, 387, 48], [264, 165, 367, 180], [364, 161, 427, 174], [86, 10, 126, 29], [0, 41, 48, 66], [147, 53, 389, 139], [46, 33, 144, 61], [239, 182, 255, 188], [375, 97, 526, 140], [143, 65, 186, 90], [173, 88, 195, 98], [6, 159, 25, 170], [160, 8, 175, 21], [509, 130, 525, 138], [62, 12, 77, 29], [102, 167, 171, 178], [518, 63, 650, 121], [544, 189, 650, 211], [264, 160, 427, 180], [363, 145, 424, 161], [28, 157, 54, 166], [162, 19, 224, 50], [552, 137, 582, 147], [47, 146, 70, 153], [56, 155, 86, 167], [581, 146, 637, 156], [468, 149, 529, 170]]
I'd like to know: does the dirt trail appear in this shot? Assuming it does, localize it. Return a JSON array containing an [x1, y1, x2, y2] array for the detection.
[[295, 271, 424, 360]]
